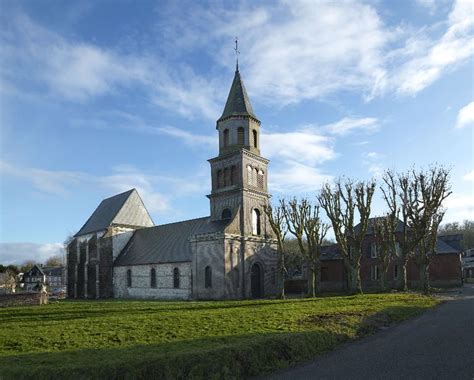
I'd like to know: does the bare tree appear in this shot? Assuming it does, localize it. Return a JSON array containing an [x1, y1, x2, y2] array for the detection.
[[381, 167, 451, 293], [263, 199, 288, 299], [318, 178, 376, 294], [408, 166, 451, 294], [45, 255, 64, 267], [373, 216, 398, 291], [284, 198, 330, 297], [0, 270, 17, 293]]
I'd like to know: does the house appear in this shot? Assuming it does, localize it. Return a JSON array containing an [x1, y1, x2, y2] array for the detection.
[[66, 66, 278, 300], [462, 248, 474, 283], [316, 219, 463, 291], [23, 265, 66, 292]]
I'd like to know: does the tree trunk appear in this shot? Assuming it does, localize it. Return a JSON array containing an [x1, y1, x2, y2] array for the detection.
[[348, 264, 362, 294], [397, 256, 409, 291], [419, 262, 430, 295]]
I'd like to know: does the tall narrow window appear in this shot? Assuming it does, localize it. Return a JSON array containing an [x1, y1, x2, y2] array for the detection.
[[150, 268, 156, 288], [252, 168, 258, 186], [205, 266, 212, 288], [237, 127, 244, 145], [223, 129, 229, 147], [224, 167, 231, 187], [371, 243, 378, 258], [173, 267, 180, 289], [127, 269, 132, 287], [217, 170, 223, 189], [393, 264, 398, 280], [252, 208, 261, 235], [230, 165, 237, 185], [253, 130, 258, 148], [247, 165, 252, 185], [257, 170, 264, 188]]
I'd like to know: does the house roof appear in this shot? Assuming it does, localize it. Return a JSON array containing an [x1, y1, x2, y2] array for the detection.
[[218, 69, 258, 122], [438, 234, 463, 251], [114, 217, 227, 266], [435, 238, 462, 255], [321, 244, 343, 260], [42, 267, 64, 277], [355, 217, 406, 235], [24, 265, 45, 277], [75, 189, 154, 237]]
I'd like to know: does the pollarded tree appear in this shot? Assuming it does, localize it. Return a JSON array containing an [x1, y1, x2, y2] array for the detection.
[[318, 178, 376, 294], [373, 215, 398, 291], [283, 198, 330, 297], [407, 166, 451, 294], [263, 199, 288, 299]]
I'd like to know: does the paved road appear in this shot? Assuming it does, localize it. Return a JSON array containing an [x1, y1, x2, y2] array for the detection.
[[263, 284, 474, 380]]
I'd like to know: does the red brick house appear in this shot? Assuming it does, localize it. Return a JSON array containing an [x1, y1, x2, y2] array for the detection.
[[317, 219, 463, 291]]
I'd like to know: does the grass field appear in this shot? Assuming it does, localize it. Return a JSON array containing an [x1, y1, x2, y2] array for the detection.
[[0, 293, 439, 379]]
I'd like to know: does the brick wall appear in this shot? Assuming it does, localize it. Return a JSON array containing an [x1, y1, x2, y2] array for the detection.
[[0, 292, 48, 307]]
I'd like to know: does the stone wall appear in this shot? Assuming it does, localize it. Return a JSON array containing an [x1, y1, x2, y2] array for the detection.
[[113, 263, 192, 300], [0, 292, 48, 307]]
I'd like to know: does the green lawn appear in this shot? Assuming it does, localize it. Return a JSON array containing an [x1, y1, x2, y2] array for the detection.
[[0, 294, 438, 379]]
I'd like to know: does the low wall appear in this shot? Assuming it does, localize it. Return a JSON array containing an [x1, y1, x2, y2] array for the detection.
[[0, 292, 48, 307]]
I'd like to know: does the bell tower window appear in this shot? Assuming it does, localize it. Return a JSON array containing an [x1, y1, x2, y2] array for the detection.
[[253, 130, 258, 148], [223, 129, 229, 147], [252, 208, 261, 235], [221, 208, 232, 220], [237, 127, 244, 145]]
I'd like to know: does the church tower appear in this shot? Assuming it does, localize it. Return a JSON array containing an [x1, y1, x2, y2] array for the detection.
[[208, 67, 270, 238]]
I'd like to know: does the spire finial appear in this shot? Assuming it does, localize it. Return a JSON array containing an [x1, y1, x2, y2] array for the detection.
[[234, 37, 240, 71]]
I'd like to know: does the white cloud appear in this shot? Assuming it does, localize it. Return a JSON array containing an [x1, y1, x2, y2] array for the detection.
[[324, 117, 379, 136], [455, 101, 474, 128], [157, 126, 216, 149], [464, 170, 474, 182], [444, 193, 474, 223], [388, 0, 474, 95], [0, 242, 65, 266], [270, 161, 333, 193]]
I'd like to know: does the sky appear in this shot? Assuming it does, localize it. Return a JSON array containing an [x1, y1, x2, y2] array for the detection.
[[0, 0, 473, 265]]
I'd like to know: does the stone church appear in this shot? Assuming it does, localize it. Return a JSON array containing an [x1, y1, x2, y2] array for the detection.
[[67, 67, 278, 300]]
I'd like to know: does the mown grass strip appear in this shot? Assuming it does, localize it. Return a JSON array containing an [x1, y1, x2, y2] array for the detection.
[[0, 293, 438, 379]]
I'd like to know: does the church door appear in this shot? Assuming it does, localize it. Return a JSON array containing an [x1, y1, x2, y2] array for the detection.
[[251, 263, 263, 298]]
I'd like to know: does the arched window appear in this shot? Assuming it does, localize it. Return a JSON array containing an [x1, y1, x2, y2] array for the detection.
[[221, 208, 232, 220], [252, 168, 258, 186], [150, 268, 156, 288], [205, 266, 212, 288], [127, 269, 132, 287], [224, 167, 230, 187], [230, 165, 237, 185], [252, 208, 261, 235], [247, 165, 252, 185], [173, 267, 180, 289], [216, 170, 223, 189], [257, 170, 264, 188], [223, 129, 229, 147], [237, 127, 244, 145], [253, 130, 258, 148]]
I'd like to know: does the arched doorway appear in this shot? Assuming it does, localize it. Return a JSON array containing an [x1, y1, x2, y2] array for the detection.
[[251, 263, 263, 298]]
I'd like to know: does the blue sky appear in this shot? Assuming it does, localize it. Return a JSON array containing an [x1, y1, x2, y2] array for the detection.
[[0, 0, 473, 264]]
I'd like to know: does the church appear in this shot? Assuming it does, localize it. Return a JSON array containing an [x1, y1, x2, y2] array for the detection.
[[66, 67, 278, 300]]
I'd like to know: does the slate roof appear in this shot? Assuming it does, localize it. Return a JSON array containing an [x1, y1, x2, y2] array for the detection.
[[114, 217, 228, 266], [42, 267, 64, 277], [75, 189, 154, 237], [435, 238, 462, 255], [321, 244, 343, 260], [438, 234, 463, 251], [355, 217, 405, 235], [218, 69, 258, 122]]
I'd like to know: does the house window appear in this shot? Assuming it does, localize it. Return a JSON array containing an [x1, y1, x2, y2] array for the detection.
[[371, 265, 380, 281], [395, 242, 401, 256], [371, 243, 378, 259], [127, 269, 132, 287], [221, 208, 232, 220], [173, 267, 180, 289], [393, 264, 398, 280], [205, 266, 212, 288], [150, 268, 156, 288], [253, 129, 258, 148], [252, 208, 261, 235], [237, 127, 244, 145], [223, 129, 229, 147]]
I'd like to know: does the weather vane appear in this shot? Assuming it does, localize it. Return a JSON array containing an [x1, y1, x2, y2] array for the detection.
[[234, 37, 240, 70]]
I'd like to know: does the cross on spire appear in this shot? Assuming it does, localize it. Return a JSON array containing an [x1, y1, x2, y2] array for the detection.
[[234, 37, 240, 71]]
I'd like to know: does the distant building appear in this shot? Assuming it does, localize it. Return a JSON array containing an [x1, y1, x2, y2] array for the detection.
[[67, 66, 278, 300], [23, 265, 66, 291], [462, 248, 474, 283], [311, 221, 463, 291]]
